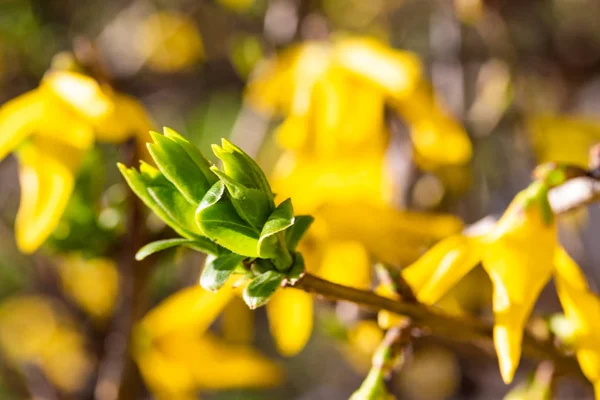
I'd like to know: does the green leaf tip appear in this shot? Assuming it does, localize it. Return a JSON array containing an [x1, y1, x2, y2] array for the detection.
[[243, 270, 285, 309], [200, 253, 245, 291]]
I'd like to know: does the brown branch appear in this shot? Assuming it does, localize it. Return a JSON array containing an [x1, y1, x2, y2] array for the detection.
[[291, 273, 584, 379], [95, 139, 151, 400]]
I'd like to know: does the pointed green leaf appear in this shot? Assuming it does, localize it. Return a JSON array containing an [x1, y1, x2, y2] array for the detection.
[[162, 127, 218, 186], [148, 186, 203, 236], [148, 131, 213, 204], [200, 253, 245, 291], [136, 238, 209, 260], [285, 215, 314, 251], [212, 139, 274, 198], [258, 198, 295, 259], [197, 180, 226, 209], [211, 167, 272, 229], [118, 163, 201, 239], [196, 182, 260, 257], [242, 270, 285, 309]]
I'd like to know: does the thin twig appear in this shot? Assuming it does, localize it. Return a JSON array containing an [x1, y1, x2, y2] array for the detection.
[[292, 273, 583, 379]]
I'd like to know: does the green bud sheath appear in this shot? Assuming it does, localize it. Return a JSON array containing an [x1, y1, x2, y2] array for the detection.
[[196, 181, 261, 257], [212, 139, 274, 201], [210, 166, 273, 230], [148, 130, 215, 204]]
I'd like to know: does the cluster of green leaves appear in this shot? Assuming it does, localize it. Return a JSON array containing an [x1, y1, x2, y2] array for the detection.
[[119, 128, 313, 308]]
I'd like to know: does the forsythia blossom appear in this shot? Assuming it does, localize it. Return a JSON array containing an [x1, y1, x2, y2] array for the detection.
[[528, 114, 600, 166], [400, 163, 598, 387], [246, 36, 472, 169], [0, 68, 152, 253], [133, 283, 282, 398]]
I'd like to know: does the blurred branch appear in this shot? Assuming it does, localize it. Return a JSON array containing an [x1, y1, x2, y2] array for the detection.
[[292, 273, 584, 380], [549, 145, 600, 215], [549, 177, 600, 215], [95, 138, 150, 400]]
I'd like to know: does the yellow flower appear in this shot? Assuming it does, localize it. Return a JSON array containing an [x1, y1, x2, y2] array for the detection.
[[0, 70, 153, 253], [136, 11, 204, 73], [134, 283, 283, 398], [266, 288, 314, 356], [246, 36, 472, 167], [554, 249, 600, 399], [401, 179, 578, 383], [0, 296, 93, 392], [58, 254, 119, 320], [243, 36, 468, 357], [528, 114, 600, 166]]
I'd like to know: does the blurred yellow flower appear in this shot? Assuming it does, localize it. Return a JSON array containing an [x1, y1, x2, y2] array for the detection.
[[217, 0, 255, 13], [134, 283, 283, 398], [59, 254, 119, 320], [528, 114, 600, 166], [0, 70, 153, 253], [246, 36, 472, 167], [0, 296, 93, 392], [136, 11, 204, 73], [400, 179, 584, 384], [554, 250, 600, 399], [244, 37, 467, 357]]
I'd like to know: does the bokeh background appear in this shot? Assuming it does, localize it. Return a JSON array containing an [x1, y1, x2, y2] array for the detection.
[[1, 0, 600, 399]]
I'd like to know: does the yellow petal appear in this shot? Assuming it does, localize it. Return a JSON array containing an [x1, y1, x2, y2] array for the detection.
[[136, 346, 197, 395], [311, 69, 386, 158], [94, 93, 154, 145], [528, 114, 600, 166], [317, 203, 464, 267], [15, 136, 88, 253], [554, 246, 589, 291], [275, 113, 311, 152], [222, 296, 254, 344], [140, 284, 235, 339], [59, 255, 119, 320], [401, 235, 480, 305], [394, 84, 472, 166], [409, 113, 472, 166], [492, 304, 531, 383], [482, 197, 557, 383], [318, 240, 372, 289], [136, 11, 204, 73], [43, 71, 114, 120], [266, 288, 313, 356], [333, 37, 422, 100], [0, 89, 45, 161], [271, 154, 393, 213], [555, 276, 600, 387], [157, 331, 283, 390], [245, 43, 330, 115], [0, 296, 92, 392]]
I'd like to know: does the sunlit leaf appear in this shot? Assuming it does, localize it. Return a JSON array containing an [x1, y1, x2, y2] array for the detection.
[[243, 271, 285, 309], [200, 253, 245, 291]]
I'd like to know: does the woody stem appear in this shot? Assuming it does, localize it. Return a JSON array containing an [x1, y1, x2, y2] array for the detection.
[[291, 272, 584, 379]]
